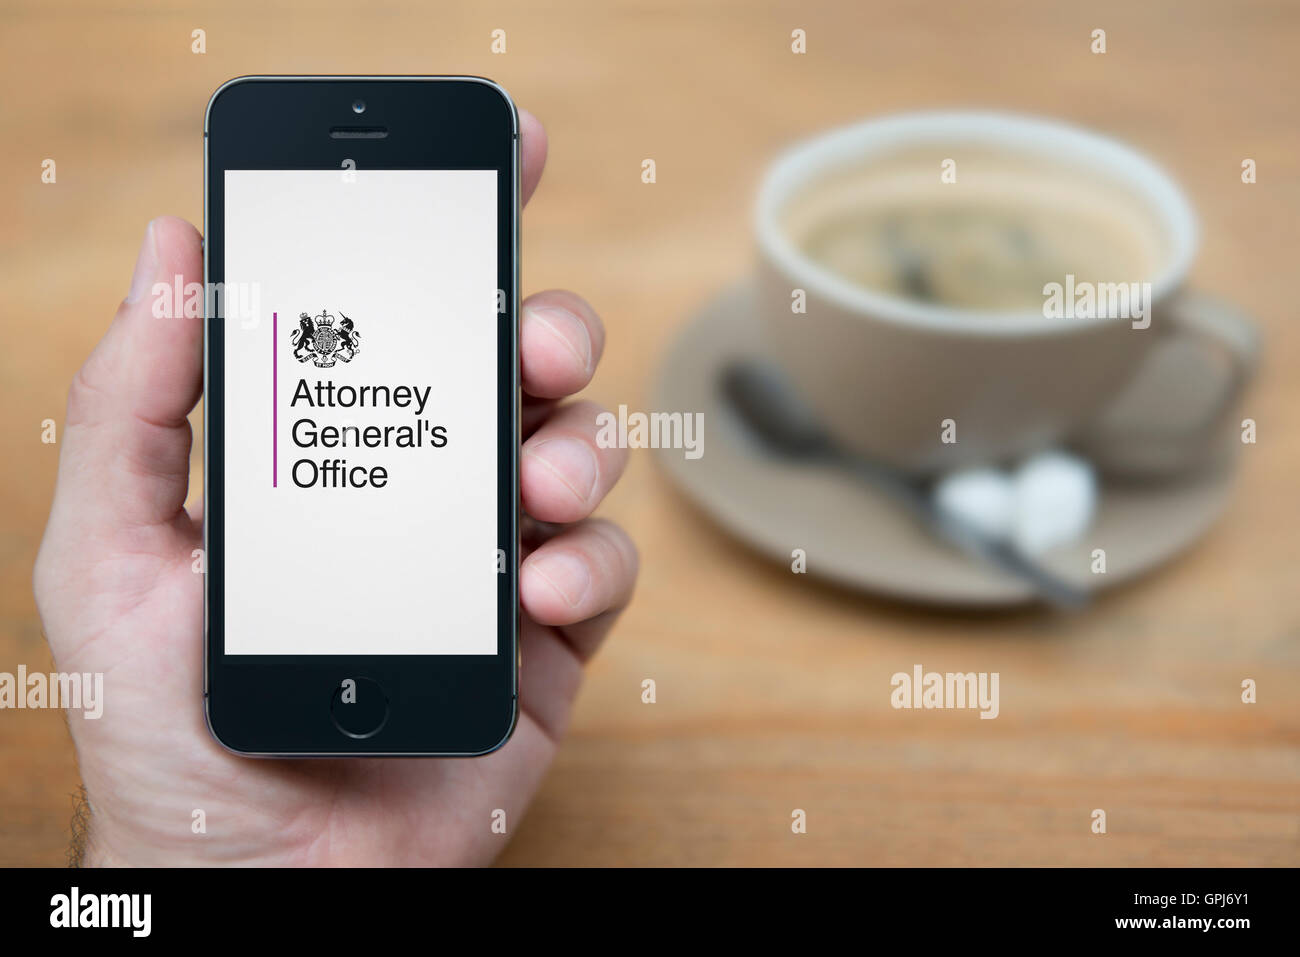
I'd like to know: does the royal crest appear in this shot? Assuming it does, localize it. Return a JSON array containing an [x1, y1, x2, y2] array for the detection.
[[291, 309, 361, 367]]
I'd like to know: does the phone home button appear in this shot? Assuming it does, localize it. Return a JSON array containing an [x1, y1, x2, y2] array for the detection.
[[330, 678, 390, 739]]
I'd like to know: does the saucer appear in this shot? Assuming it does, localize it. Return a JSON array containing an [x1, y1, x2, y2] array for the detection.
[[650, 281, 1240, 606]]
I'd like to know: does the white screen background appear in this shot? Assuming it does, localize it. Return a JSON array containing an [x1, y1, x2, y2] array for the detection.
[[223, 169, 498, 655]]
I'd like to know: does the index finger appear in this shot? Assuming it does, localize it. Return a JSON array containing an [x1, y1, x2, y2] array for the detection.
[[520, 107, 547, 206]]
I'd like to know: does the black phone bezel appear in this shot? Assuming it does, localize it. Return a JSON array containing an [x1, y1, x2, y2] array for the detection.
[[203, 76, 519, 756]]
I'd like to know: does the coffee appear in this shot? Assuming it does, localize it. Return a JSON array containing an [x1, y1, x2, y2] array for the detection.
[[784, 149, 1169, 312]]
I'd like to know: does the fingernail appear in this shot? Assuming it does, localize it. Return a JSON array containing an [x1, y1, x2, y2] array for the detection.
[[529, 306, 592, 376], [125, 220, 159, 305], [528, 437, 598, 503], [529, 551, 592, 608]]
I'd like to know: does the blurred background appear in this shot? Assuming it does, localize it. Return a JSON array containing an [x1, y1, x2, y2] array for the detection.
[[2, 0, 1297, 865]]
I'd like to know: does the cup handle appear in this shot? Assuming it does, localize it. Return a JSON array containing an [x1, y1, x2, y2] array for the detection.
[[1151, 289, 1260, 437], [1073, 290, 1260, 477]]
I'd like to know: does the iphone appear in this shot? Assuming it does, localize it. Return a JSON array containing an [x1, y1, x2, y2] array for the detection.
[[203, 77, 519, 755]]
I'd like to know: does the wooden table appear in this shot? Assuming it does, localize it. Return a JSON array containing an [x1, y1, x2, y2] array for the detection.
[[2, 0, 1296, 866]]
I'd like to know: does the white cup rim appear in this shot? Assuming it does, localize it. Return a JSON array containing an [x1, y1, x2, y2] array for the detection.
[[755, 110, 1199, 336]]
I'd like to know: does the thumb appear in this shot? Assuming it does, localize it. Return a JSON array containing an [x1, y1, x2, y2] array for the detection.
[[51, 216, 204, 534]]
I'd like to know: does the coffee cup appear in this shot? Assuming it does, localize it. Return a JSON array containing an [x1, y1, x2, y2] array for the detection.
[[754, 111, 1257, 476]]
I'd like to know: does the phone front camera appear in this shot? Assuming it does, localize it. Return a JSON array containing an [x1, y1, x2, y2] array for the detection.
[[352, 100, 366, 114]]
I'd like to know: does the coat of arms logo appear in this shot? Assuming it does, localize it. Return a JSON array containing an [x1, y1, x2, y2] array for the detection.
[[291, 309, 361, 367]]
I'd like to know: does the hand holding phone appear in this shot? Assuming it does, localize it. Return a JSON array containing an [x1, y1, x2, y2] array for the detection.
[[33, 100, 637, 863]]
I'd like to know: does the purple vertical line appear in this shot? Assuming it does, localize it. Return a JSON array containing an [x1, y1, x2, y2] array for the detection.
[[272, 312, 278, 487]]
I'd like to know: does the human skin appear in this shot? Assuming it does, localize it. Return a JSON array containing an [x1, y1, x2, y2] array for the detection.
[[33, 109, 638, 865]]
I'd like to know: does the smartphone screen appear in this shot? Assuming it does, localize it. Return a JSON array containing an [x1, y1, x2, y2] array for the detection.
[[204, 78, 519, 756], [222, 169, 497, 655]]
